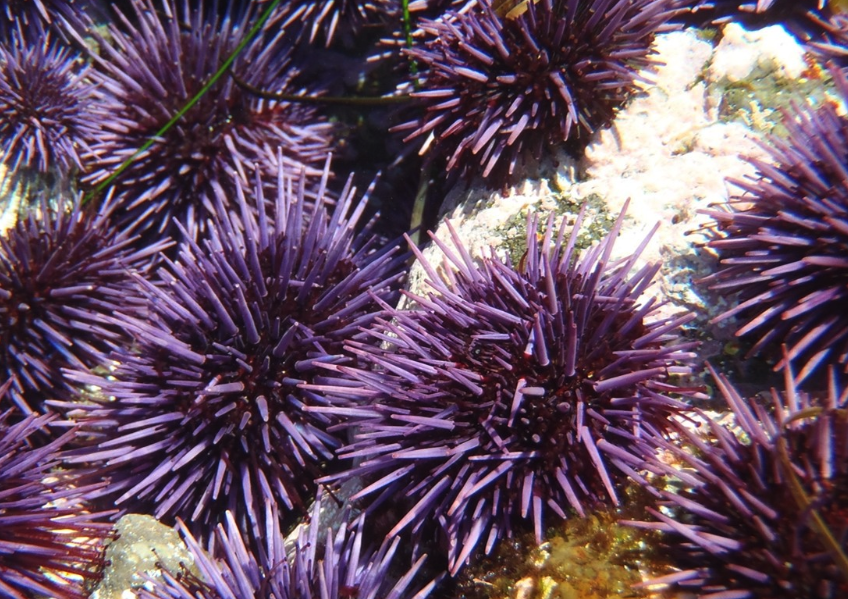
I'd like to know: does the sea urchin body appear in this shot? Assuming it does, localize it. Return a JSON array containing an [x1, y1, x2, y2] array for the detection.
[[0, 25, 97, 177], [140, 494, 437, 599], [71, 0, 334, 237], [624, 362, 848, 598], [312, 203, 700, 574], [395, 0, 683, 182], [59, 161, 407, 542], [701, 67, 848, 383], [0, 194, 166, 417]]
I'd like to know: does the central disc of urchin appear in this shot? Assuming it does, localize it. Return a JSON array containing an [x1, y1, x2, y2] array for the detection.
[[190, 245, 356, 460], [509, 377, 575, 451]]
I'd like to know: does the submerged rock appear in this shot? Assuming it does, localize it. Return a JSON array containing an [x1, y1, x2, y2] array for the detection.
[[90, 515, 196, 599]]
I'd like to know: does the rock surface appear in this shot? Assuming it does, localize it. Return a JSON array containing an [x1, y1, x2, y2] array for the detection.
[[91, 515, 196, 599], [709, 21, 807, 83]]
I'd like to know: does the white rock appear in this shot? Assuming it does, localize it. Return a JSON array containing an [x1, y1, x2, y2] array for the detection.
[[708, 22, 808, 84], [0, 162, 22, 235], [573, 28, 778, 319], [645, 29, 713, 97], [403, 168, 574, 303]]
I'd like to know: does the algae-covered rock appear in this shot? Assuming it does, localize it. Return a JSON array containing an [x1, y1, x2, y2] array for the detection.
[[454, 508, 656, 599], [90, 514, 196, 599]]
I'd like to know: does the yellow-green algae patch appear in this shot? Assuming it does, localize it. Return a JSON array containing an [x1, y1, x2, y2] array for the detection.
[[494, 190, 616, 268], [715, 72, 834, 136], [454, 500, 667, 599]]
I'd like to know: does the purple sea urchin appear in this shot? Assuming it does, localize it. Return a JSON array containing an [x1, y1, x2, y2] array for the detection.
[[58, 161, 407, 541], [624, 362, 848, 598], [70, 0, 333, 237], [807, 10, 848, 61], [0, 0, 90, 39], [140, 494, 437, 599], [0, 405, 114, 599], [0, 194, 166, 417], [700, 67, 848, 384], [311, 204, 700, 575], [799, 2, 848, 67], [394, 0, 683, 182], [292, 0, 400, 46], [0, 25, 97, 177]]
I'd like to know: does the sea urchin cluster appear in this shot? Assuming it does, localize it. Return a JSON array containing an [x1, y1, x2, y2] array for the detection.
[[395, 0, 684, 182], [312, 204, 700, 574]]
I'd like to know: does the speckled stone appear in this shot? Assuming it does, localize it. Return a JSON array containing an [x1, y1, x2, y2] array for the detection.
[[90, 514, 196, 599], [0, 161, 22, 235]]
